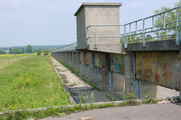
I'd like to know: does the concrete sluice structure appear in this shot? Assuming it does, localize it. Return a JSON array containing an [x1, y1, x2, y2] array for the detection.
[[52, 2, 181, 99]]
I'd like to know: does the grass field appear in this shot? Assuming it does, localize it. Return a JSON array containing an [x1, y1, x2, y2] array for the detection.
[[0, 54, 70, 112]]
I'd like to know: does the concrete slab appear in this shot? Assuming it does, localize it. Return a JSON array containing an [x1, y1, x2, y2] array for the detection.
[[159, 86, 179, 98], [50, 56, 92, 90]]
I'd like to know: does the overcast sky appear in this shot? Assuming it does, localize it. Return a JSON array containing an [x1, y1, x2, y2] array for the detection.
[[0, 0, 179, 47]]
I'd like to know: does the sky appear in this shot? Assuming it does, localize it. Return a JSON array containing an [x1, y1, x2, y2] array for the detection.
[[0, 0, 179, 47]]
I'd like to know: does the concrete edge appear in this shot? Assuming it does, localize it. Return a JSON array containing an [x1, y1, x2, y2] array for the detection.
[[0, 97, 179, 116], [0, 100, 138, 115], [49, 55, 76, 104]]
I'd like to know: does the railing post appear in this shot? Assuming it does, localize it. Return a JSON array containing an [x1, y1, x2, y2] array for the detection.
[[176, 7, 180, 45], [94, 25, 97, 49], [124, 25, 127, 48], [135, 21, 137, 41], [163, 12, 165, 29], [152, 16, 154, 40], [142, 19, 145, 47]]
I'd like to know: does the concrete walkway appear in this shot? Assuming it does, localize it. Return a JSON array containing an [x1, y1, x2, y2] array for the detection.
[[50, 57, 90, 89], [50, 56, 120, 103], [40, 102, 181, 120]]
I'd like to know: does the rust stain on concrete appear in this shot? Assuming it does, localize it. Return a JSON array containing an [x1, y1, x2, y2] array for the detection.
[[136, 52, 180, 91], [154, 72, 159, 82]]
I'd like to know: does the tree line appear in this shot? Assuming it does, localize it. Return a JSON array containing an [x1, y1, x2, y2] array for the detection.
[[0, 45, 48, 54], [0, 44, 65, 54]]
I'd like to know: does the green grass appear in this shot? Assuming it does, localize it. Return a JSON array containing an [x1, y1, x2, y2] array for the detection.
[[98, 103, 115, 108], [0, 54, 70, 112]]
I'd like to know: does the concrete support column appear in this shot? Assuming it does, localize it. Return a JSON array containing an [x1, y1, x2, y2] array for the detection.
[[89, 53, 95, 83], [67, 52, 69, 64], [71, 52, 75, 68], [61, 52, 63, 62], [62, 52, 64, 62], [76, 52, 79, 72], [69, 52, 71, 67], [81, 52, 86, 77], [64, 52, 66, 63], [65, 52, 67, 64], [102, 53, 109, 92], [58, 52, 61, 61], [125, 52, 134, 94]]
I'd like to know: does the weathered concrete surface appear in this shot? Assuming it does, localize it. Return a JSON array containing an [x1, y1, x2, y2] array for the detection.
[[50, 56, 91, 89], [160, 86, 179, 98], [124, 52, 134, 94], [136, 51, 180, 91], [113, 73, 125, 91], [126, 39, 180, 51], [40, 103, 181, 120], [141, 81, 160, 99], [88, 44, 126, 54]]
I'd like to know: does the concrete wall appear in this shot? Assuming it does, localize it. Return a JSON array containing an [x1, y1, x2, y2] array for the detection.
[[76, 7, 86, 49], [75, 3, 123, 54], [85, 5, 120, 45], [113, 73, 125, 91], [141, 81, 160, 99]]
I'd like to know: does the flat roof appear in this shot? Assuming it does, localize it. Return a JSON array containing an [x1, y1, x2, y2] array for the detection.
[[74, 2, 122, 16]]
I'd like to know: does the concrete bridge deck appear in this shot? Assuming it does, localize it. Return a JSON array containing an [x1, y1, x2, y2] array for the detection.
[[51, 2, 181, 100]]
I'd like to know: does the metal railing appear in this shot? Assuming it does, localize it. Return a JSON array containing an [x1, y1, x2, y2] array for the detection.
[[51, 42, 77, 52], [86, 6, 181, 48]]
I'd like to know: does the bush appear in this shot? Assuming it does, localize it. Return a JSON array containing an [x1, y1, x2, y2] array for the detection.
[[124, 93, 136, 105], [37, 51, 41, 56], [43, 50, 49, 55]]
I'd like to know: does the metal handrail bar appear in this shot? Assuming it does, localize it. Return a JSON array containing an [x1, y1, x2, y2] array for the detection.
[[84, 6, 181, 49], [144, 7, 178, 20], [124, 19, 143, 25]]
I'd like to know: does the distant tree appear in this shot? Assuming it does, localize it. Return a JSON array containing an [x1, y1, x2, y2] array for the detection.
[[48, 48, 57, 52], [9, 47, 13, 54], [43, 50, 49, 55], [153, 0, 181, 38], [26, 45, 32, 53], [0, 49, 3, 54], [37, 51, 41, 56], [13, 48, 20, 54], [36, 48, 43, 53], [22, 48, 25, 53]]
